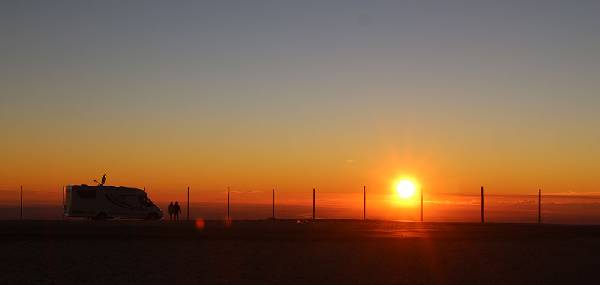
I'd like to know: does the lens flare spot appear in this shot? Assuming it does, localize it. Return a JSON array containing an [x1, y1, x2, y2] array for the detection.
[[195, 218, 205, 230]]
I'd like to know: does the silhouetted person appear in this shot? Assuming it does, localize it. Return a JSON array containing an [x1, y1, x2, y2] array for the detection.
[[173, 201, 181, 221], [168, 202, 174, 220]]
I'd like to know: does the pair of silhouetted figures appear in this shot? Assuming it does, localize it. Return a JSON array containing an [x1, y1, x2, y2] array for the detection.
[[167, 202, 182, 221]]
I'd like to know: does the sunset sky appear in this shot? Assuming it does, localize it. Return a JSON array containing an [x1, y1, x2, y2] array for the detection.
[[1, 1, 599, 220]]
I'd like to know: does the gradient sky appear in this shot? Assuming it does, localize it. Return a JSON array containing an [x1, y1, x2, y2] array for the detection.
[[1, 1, 599, 210]]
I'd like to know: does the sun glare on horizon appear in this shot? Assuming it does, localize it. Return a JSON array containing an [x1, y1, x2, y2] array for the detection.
[[395, 179, 417, 199]]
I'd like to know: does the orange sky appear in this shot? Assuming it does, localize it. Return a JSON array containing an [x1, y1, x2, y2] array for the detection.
[[1, 1, 599, 221]]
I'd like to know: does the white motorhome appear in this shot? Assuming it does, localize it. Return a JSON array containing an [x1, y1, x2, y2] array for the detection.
[[64, 185, 163, 220]]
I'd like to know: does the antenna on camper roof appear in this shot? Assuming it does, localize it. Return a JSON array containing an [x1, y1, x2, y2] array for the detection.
[[93, 173, 107, 186]]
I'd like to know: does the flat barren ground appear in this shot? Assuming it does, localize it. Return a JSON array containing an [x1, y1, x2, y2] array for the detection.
[[1, 220, 599, 284]]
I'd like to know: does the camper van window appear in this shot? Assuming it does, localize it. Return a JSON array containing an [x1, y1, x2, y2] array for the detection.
[[120, 195, 139, 208], [140, 196, 154, 207], [77, 189, 96, 199]]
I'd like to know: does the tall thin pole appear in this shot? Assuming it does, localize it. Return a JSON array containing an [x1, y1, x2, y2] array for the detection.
[[62, 186, 65, 219], [538, 189, 542, 224], [312, 188, 316, 220], [272, 189, 275, 220], [187, 186, 190, 221], [227, 187, 230, 219], [420, 189, 424, 222], [481, 186, 485, 224], [20, 186, 23, 220], [363, 186, 366, 221]]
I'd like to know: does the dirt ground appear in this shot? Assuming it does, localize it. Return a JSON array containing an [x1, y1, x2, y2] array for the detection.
[[1, 220, 599, 284]]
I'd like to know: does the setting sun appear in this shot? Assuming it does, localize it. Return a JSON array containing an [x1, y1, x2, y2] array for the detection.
[[395, 179, 417, 199]]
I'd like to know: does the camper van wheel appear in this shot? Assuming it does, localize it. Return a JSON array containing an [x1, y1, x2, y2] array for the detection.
[[146, 212, 160, 220], [93, 212, 108, 220]]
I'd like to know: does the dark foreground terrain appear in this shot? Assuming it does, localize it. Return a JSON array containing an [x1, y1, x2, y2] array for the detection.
[[1, 220, 599, 284]]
